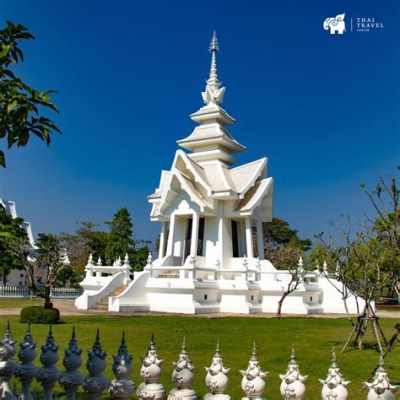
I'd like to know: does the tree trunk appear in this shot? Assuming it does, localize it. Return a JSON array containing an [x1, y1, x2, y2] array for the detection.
[[276, 292, 289, 319], [43, 286, 52, 309]]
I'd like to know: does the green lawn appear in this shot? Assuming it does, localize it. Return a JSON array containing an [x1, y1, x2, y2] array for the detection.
[[2, 315, 399, 399], [0, 298, 42, 308]]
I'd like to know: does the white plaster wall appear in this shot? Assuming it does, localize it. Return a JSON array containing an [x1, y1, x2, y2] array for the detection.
[[219, 292, 249, 313], [173, 217, 186, 260], [318, 277, 367, 314], [204, 217, 219, 265], [148, 291, 195, 314]]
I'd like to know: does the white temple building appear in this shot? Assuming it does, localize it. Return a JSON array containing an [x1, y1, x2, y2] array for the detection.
[[75, 33, 364, 315]]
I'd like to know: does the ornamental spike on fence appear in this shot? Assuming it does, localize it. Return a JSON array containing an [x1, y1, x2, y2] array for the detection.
[[168, 337, 196, 400], [205, 341, 230, 400], [109, 330, 135, 400], [137, 335, 165, 400], [36, 325, 61, 400], [279, 346, 307, 400], [15, 323, 37, 400], [83, 329, 109, 400], [364, 356, 400, 400], [0, 321, 17, 400], [319, 347, 349, 400], [240, 343, 268, 400], [59, 326, 83, 400]]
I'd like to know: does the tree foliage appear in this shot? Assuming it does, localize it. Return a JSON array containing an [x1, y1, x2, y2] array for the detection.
[[105, 207, 134, 265], [60, 221, 109, 277], [0, 21, 60, 167], [105, 208, 149, 271], [0, 205, 27, 284], [263, 217, 311, 269]]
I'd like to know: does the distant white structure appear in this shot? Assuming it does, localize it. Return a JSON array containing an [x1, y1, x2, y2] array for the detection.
[[0, 198, 70, 286], [75, 33, 364, 315]]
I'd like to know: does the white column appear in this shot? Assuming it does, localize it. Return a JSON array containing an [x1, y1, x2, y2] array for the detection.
[[166, 214, 176, 256], [158, 222, 167, 259], [256, 220, 264, 260], [190, 213, 200, 256], [245, 217, 254, 259]]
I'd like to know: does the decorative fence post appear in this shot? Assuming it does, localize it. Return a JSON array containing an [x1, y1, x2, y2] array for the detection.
[[15, 324, 37, 400], [36, 325, 61, 400], [205, 341, 230, 400], [168, 338, 196, 400], [0, 321, 17, 400], [59, 327, 83, 400], [279, 347, 307, 400], [364, 356, 399, 400], [83, 329, 109, 400], [122, 254, 131, 284], [137, 335, 165, 400], [319, 347, 349, 400], [240, 343, 268, 400], [109, 332, 135, 399]]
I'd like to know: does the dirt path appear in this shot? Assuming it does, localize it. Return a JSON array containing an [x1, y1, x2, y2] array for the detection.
[[0, 299, 399, 319]]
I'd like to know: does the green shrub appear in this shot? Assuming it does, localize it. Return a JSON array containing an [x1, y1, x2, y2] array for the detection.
[[20, 306, 60, 324]]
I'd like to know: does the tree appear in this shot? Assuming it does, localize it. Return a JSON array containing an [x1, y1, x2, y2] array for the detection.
[[9, 233, 66, 309], [308, 243, 336, 271], [263, 218, 312, 251], [318, 167, 399, 354], [276, 257, 304, 319], [0, 21, 60, 167], [0, 205, 27, 285], [263, 217, 311, 269], [105, 208, 134, 265], [60, 221, 109, 277]]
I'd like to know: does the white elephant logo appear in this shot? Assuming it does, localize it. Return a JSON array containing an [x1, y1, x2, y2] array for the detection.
[[323, 13, 346, 34]]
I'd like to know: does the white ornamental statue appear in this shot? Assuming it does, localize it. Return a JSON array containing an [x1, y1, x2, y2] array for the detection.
[[279, 347, 307, 400], [168, 338, 197, 400], [59, 326, 84, 400], [109, 332, 136, 399], [36, 325, 61, 400], [204, 341, 230, 400], [364, 356, 399, 400], [0, 321, 17, 400], [319, 347, 349, 400], [15, 324, 37, 400], [240, 343, 268, 400], [137, 335, 166, 400]]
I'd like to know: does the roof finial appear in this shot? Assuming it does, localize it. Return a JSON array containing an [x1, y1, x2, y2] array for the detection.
[[207, 31, 220, 89]]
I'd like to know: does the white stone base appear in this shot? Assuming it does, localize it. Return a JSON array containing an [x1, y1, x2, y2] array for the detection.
[[137, 382, 166, 400], [168, 388, 197, 400], [204, 393, 231, 400]]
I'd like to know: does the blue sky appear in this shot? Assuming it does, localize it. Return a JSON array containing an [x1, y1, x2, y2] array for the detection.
[[0, 0, 399, 245]]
